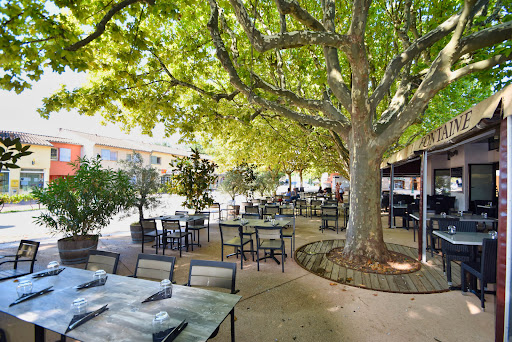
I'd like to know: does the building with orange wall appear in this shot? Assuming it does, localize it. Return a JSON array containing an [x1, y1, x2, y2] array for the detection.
[[47, 137, 82, 181]]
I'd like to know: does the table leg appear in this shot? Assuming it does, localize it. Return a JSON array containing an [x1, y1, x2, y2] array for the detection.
[[34, 325, 44, 342]]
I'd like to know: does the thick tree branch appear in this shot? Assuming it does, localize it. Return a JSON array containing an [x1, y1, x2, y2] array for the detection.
[[228, 0, 350, 53], [454, 21, 512, 60], [208, 0, 349, 138], [65, 0, 143, 51], [220, 9, 240, 68], [322, 0, 352, 113], [449, 53, 512, 82], [369, 9, 477, 109], [274, 0, 325, 31]]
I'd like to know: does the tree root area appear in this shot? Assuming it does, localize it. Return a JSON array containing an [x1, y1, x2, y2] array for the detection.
[[326, 247, 421, 275]]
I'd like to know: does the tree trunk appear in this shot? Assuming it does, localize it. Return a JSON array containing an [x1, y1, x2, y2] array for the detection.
[[299, 170, 303, 189], [287, 172, 292, 190], [343, 139, 390, 264]]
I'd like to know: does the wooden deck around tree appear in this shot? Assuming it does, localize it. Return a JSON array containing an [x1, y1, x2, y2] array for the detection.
[[295, 239, 458, 294]]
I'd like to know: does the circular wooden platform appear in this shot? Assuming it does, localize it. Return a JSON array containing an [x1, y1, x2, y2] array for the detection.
[[295, 239, 456, 294]]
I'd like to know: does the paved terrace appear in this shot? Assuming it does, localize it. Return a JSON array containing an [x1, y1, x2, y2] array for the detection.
[[0, 195, 495, 341]]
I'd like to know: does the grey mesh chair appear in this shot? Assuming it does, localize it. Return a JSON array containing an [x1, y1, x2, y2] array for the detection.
[[219, 224, 254, 269], [0, 240, 40, 280], [263, 205, 279, 220], [461, 238, 498, 310], [255, 225, 285, 272], [186, 259, 238, 342], [132, 254, 176, 281], [429, 217, 460, 256], [85, 250, 120, 274], [275, 214, 296, 258]]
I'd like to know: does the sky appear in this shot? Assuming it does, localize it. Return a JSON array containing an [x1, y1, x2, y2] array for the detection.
[[0, 69, 183, 147]]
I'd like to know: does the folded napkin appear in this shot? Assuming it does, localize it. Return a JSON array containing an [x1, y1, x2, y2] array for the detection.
[[75, 277, 108, 290], [9, 286, 54, 307], [32, 268, 65, 278], [65, 304, 109, 333], [142, 290, 172, 303], [153, 320, 188, 342]]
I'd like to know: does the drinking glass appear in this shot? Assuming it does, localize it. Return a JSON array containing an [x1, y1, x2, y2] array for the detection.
[[93, 270, 107, 285], [71, 298, 88, 315], [441, 212, 446, 218], [16, 279, 33, 297], [489, 230, 498, 239], [47, 261, 60, 275], [152, 311, 171, 334], [448, 225, 456, 235], [160, 279, 172, 298], [271, 219, 276, 226], [482, 212, 488, 219]]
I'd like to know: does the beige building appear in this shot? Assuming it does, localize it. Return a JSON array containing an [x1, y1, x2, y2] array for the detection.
[[0, 131, 52, 195]]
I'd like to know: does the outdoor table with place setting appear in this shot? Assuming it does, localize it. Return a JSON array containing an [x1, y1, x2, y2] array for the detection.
[[150, 214, 205, 248], [0, 265, 241, 342]]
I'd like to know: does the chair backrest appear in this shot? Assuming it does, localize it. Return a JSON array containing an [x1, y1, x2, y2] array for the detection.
[[481, 238, 498, 283], [324, 200, 338, 206], [275, 214, 295, 232], [86, 250, 120, 274], [255, 226, 283, 241], [296, 199, 306, 206], [279, 207, 294, 215], [209, 203, 220, 210], [322, 206, 338, 217], [242, 213, 259, 219], [134, 254, 176, 281], [141, 218, 156, 230], [219, 224, 242, 243], [438, 220, 476, 232], [246, 206, 259, 214], [265, 205, 280, 216], [187, 259, 237, 293], [311, 199, 322, 206], [430, 217, 460, 230], [15, 240, 40, 272], [175, 211, 189, 216], [162, 219, 181, 232]]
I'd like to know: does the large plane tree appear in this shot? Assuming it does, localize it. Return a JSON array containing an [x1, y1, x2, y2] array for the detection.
[[1, 0, 511, 264]]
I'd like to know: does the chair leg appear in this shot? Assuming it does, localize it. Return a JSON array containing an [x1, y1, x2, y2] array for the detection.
[[256, 246, 260, 271], [281, 246, 285, 273], [240, 244, 244, 269], [461, 267, 467, 292], [221, 245, 224, 261], [481, 281, 486, 309]]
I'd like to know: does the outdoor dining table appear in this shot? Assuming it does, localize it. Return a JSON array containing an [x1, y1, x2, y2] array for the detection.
[[0, 266, 241, 342], [150, 214, 205, 248]]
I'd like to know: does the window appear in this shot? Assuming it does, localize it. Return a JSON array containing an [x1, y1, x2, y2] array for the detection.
[[101, 149, 118, 161], [151, 156, 161, 165], [20, 170, 44, 194], [126, 153, 132, 161], [0, 172, 8, 193], [59, 148, 71, 162], [434, 169, 451, 195], [50, 148, 58, 161]]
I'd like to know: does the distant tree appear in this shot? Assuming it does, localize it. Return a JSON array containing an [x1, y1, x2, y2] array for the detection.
[[167, 148, 217, 212]]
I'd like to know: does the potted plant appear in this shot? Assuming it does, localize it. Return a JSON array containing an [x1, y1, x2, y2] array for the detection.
[[32, 156, 134, 264], [167, 148, 217, 213], [119, 152, 162, 243]]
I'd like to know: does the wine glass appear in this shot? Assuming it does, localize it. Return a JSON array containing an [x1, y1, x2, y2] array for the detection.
[[47, 261, 60, 275], [160, 279, 172, 298], [448, 225, 456, 235], [16, 279, 33, 298]]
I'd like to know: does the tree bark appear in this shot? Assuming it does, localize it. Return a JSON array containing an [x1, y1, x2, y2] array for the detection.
[[343, 134, 390, 264]]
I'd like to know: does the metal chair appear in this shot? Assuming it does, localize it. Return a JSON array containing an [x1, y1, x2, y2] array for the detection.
[[187, 217, 207, 248], [161, 219, 193, 257], [219, 224, 254, 269], [140, 219, 164, 254], [275, 214, 295, 258], [429, 217, 460, 256], [321, 206, 339, 233], [0, 240, 40, 280], [255, 225, 285, 272], [131, 253, 176, 281], [186, 259, 238, 342], [461, 238, 498, 310], [263, 205, 279, 220], [310, 200, 322, 217], [295, 199, 308, 217], [245, 206, 260, 217], [85, 250, 120, 274], [209, 203, 221, 222], [198, 211, 211, 242]]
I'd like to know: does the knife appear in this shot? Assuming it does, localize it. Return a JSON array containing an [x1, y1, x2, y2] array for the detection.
[[161, 320, 188, 342], [66, 304, 109, 332], [9, 286, 54, 307]]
